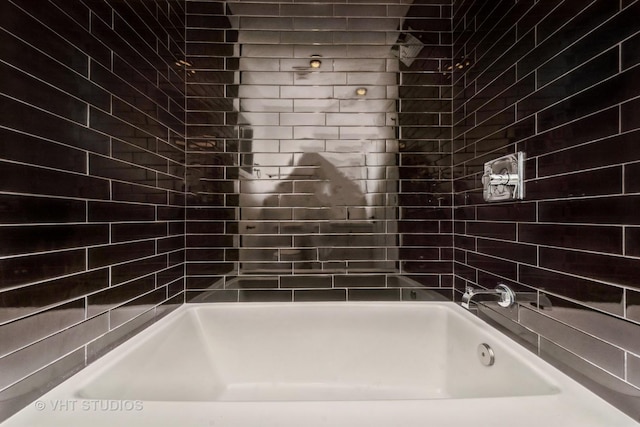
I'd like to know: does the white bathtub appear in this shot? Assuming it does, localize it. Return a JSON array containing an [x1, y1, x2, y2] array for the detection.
[[3, 302, 637, 426]]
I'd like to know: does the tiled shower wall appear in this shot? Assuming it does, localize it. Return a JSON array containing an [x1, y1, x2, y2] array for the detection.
[[184, 0, 454, 302], [0, 0, 186, 420], [2, 0, 639, 422], [452, 0, 640, 413]]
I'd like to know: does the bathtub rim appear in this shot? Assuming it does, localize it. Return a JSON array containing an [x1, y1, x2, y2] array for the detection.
[[2, 301, 638, 427]]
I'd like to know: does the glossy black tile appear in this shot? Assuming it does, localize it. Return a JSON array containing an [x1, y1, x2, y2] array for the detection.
[[112, 98, 167, 140], [238, 290, 292, 302], [111, 222, 167, 243], [294, 289, 347, 302], [334, 275, 386, 288], [0, 348, 85, 422], [0, 269, 109, 323], [402, 234, 453, 248], [0, 95, 109, 155], [0, 161, 109, 200], [625, 161, 640, 193], [476, 238, 536, 264], [400, 247, 441, 261], [466, 253, 517, 280], [0, 314, 107, 391], [0, 31, 109, 110], [111, 181, 167, 204], [86, 310, 157, 364], [622, 97, 640, 132], [402, 288, 452, 301], [544, 294, 640, 356], [622, 31, 640, 70], [403, 261, 453, 274], [517, 0, 618, 79], [0, 224, 108, 257], [91, 109, 155, 152], [111, 255, 167, 285], [87, 276, 156, 317], [110, 288, 166, 328], [466, 221, 516, 240], [519, 107, 619, 157], [476, 202, 535, 222], [0, 299, 85, 356], [625, 227, 640, 257], [627, 289, 640, 323], [537, 64, 640, 132], [186, 234, 234, 248], [88, 241, 156, 269], [519, 265, 624, 316], [280, 276, 333, 289], [520, 306, 625, 378], [537, 2, 639, 87], [89, 154, 155, 186], [0, 250, 86, 289], [525, 167, 622, 200], [0, 195, 86, 224], [540, 247, 640, 289], [348, 289, 401, 301], [88, 201, 156, 222], [186, 249, 224, 262], [520, 223, 623, 254], [0, 129, 86, 174], [157, 265, 184, 288], [538, 337, 640, 420], [0, 1, 89, 75], [477, 32, 535, 91], [186, 290, 238, 303], [11, 0, 111, 67], [186, 262, 235, 276], [49, 0, 90, 29], [538, 130, 640, 177], [539, 195, 640, 225], [518, 48, 618, 121]]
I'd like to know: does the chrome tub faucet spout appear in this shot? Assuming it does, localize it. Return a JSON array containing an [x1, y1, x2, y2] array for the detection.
[[461, 284, 516, 310]]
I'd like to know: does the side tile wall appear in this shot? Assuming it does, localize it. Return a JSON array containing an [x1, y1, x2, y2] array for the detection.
[[452, 0, 640, 418], [0, 0, 187, 420]]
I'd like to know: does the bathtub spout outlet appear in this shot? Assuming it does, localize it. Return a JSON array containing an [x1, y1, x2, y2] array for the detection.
[[461, 284, 516, 310]]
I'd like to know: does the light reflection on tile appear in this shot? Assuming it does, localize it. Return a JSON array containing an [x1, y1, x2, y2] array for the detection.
[[0, 348, 85, 422], [0, 314, 108, 390], [0, 301, 85, 357], [520, 306, 625, 378]]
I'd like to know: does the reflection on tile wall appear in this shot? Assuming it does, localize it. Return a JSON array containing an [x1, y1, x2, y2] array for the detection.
[[0, 0, 186, 421], [184, 0, 453, 303], [452, 0, 640, 411]]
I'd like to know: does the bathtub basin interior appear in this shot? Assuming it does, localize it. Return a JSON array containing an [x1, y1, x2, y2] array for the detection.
[[75, 302, 559, 402], [5, 302, 638, 427]]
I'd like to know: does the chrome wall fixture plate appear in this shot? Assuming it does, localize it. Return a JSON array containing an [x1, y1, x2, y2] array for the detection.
[[482, 152, 525, 202]]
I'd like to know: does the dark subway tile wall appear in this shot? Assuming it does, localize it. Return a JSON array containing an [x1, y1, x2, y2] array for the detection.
[[185, 0, 238, 298], [453, 0, 640, 412], [184, 0, 453, 299], [2, 0, 638, 422], [0, 0, 186, 421]]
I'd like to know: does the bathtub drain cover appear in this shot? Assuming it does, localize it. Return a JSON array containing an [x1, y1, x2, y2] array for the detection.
[[477, 343, 495, 366]]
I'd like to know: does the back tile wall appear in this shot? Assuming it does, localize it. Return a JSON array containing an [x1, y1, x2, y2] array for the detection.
[[452, 0, 640, 416], [0, 0, 186, 421], [184, 0, 454, 303]]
